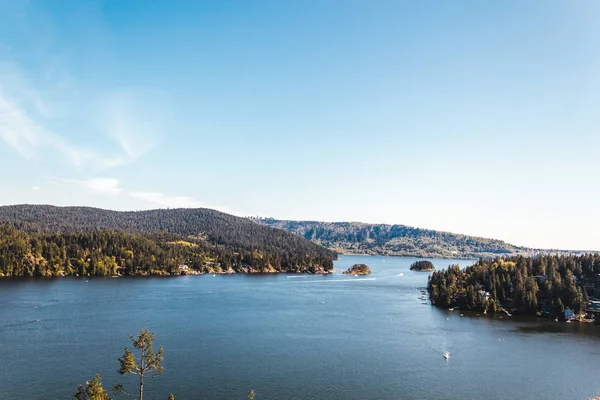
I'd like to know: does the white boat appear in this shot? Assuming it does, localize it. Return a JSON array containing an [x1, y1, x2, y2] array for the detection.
[[443, 352, 450, 360]]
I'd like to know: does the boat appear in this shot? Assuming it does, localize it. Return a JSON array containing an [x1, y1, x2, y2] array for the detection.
[[443, 352, 450, 360]]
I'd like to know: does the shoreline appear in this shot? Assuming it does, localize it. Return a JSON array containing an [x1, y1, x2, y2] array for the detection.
[[0, 270, 337, 279]]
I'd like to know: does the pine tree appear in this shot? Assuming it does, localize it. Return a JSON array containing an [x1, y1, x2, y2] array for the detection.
[[73, 374, 111, 400], [74, 386, 87, 400], [86, 375, 112, 400], [114, 328, 164, 400]]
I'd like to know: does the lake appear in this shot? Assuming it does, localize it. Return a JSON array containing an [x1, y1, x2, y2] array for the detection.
[[1, 255, 599, 400]]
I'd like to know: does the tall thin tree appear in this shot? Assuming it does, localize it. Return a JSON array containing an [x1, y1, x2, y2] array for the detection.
[[114, 328, 164, 400]]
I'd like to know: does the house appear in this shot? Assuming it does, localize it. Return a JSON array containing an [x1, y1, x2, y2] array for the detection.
[[478, 290, 491, 301], [564, 308, 575, 321], [587, 300, 600, 313], [178, 264, 189, 272]]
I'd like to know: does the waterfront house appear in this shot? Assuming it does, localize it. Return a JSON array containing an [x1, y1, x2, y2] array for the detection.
[[178, 264, 189, 272], [564, 308, 575, 320], [478, 290, 491, 301]]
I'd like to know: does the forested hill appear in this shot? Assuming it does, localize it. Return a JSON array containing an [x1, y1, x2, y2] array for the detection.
[[253, 219, 571, 259], [0, 205, 336, 276]]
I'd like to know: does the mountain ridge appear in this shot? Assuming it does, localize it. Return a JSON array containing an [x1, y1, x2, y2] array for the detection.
[[0, 205, 336, 275], [253, 218, 587, 259]]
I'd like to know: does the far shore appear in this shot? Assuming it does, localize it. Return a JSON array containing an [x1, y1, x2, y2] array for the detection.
[[335, 251, 477, 261]]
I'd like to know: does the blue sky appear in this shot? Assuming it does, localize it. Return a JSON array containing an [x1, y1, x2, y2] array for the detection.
[[0, 1, 598, 250]]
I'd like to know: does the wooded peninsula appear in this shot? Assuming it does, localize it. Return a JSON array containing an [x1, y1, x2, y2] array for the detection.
[[427, 254, 600, 319]]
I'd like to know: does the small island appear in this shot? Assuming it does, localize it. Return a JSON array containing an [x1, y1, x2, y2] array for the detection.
[[343, 263, 371, 275], [410, 260, 435, 271]]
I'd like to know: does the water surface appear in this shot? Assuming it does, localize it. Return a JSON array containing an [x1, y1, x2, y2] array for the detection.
[[1, 255, 599, 400]]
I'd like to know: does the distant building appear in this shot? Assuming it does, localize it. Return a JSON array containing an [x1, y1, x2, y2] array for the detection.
[[478, 290, 491, 301], [178, 264, 189, 272], [564, 308, 575, 320], [587, 301, 600, 313]]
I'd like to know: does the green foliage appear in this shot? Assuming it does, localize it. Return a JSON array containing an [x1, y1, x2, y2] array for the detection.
[[343, 263, 371, 275], [74, 386, 87, 400], [116, 329, 164, 400], [73, 375, 112, 400], [0, 205, 336, 276], [427, 254, 600, 317], [0, 223, 335, 277], [256, 219, 583, 259], [410, 260, 435, 271]]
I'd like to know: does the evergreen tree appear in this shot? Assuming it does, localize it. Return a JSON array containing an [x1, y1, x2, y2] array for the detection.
[[114, 329, 164, 400], [427, 254, 599, 317], [73, 375, 112, 400], [73, 386, 87, 400]]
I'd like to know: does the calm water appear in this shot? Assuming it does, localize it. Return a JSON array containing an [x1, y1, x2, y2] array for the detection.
[[1, 255, 599, 400]]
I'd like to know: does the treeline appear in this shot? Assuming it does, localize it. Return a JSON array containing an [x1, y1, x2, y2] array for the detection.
[[255, 218, 544, 259], [0, 225, 334, 277], [0, 205, 337, 264], [427, 254, 600, 317]]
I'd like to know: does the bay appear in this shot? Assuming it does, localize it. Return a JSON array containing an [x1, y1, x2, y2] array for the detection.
[[1, 255, 599, 400]]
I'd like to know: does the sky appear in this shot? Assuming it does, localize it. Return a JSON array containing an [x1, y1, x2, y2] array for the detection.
[[0, 1, 599, 250]]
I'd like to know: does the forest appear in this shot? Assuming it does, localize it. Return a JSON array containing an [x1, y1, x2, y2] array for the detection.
[[0, 225, 334, 277], [254, 218, 568, 259], [0, 205, 336, 277], [410, 260, 435, 271], [427, 254, 600, 318], [0, 205, 336, 262]]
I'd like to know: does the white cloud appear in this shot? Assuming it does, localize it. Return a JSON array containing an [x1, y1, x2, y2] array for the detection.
[[100, 91, 160, 165], [0, 66, 158, 170], [0, 95, 40, 158], [128, 191, 202, 208], [52, 177, 237, 213], [65, 178, 122, 195], [31, 186, 41, 191]]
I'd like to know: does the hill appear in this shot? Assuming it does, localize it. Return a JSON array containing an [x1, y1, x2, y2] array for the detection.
[[253, 218, 574, 259], [0, 205, 336, 276]]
